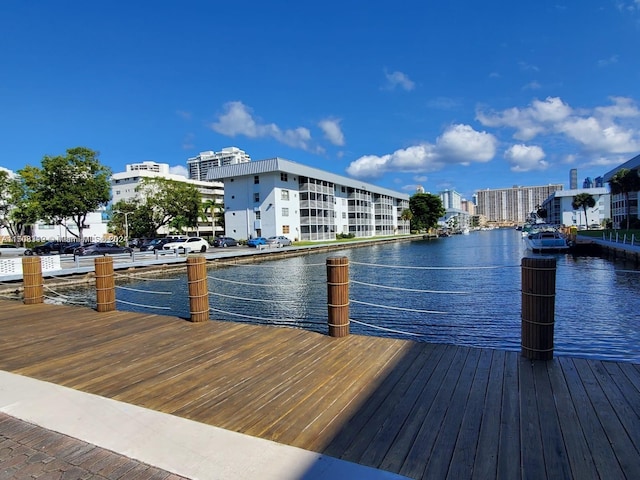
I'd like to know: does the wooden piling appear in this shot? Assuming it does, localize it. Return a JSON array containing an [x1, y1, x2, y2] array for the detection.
[[327, 256, 349, 337], [521, 256, 556, 360], [187, 256, 209, 322], [95, 256, 116, 312], [22, 256, 43, 304]]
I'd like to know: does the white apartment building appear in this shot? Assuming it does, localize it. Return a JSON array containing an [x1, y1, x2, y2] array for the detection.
[[111, 162, 224, 237], [206, 158, 410, 242], [476, 184, 564, 225], [187, 147, 251, 181], [540, 187, 610, 228], [30, 210, 109, 242]]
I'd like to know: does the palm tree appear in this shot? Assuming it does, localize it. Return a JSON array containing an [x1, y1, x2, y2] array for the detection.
[[571, 193, 596, 230], [608, 168, 640, 230]]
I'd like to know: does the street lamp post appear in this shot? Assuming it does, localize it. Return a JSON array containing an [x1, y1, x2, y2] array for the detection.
[[115, 211, 130, 244]]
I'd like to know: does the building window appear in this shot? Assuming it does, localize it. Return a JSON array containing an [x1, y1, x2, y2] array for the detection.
[[281, 189, 289, 201], [255, 211, 261, 220], [282, 208, 289, 216], [281, 173, 288, 182], [254, 175, 259, 184], [283, 225, 290, 234], [254, 193, 260, 203]]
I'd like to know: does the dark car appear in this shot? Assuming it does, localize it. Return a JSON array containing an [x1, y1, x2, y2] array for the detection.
[[73, 242, 132, 256], [33, 241, 74, 255], [139, 238, 172, 251], [61, 242, 82, 254], [213, 236, 238, 248]]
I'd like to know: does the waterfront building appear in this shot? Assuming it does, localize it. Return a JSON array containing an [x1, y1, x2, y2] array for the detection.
[[187, 147, 251, 181], [31, 210, 109, 242], [111, 162, 224, 237], [475, 184, 564, 225], [438, 189, 471, 231], [206, 157, 410, 241], [540, 187, 610, 229], [602, 153, 640, 229]]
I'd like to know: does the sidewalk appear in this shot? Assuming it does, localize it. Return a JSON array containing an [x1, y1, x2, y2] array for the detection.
[[0, 371, 407, 480]]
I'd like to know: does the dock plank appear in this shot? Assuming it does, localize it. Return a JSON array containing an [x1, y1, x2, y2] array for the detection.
[[1, 299, 639, 480]]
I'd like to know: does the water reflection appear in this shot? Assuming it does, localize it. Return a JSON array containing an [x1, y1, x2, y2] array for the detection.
[[57, 229, 640, 363]]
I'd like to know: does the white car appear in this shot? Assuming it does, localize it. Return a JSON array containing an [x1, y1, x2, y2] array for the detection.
[[162, 237, 210, 253], [0, 244, 33, 256]]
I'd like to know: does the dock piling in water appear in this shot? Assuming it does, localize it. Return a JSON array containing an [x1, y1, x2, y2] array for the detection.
[[327, 256, 350, 337], [521, 256, 557, 360], [95, 256, 116, 312], [22, 256, 43, 305], [187, 256, 209, 322]]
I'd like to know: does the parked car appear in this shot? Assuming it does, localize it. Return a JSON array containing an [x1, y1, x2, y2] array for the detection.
[[267, 236, 292, 247], [73, 242, 133, 256], [246, 237, 268, 248], [139, 238, 172, 252], [0, 244, 33, 256], [33, 241, 74, 255], [213, 236, 238, 248], [61, 242, 82, 254], [162, 237, 210, 253]]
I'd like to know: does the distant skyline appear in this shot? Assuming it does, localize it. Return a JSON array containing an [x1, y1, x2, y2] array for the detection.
[[1, 1, 639, 200]]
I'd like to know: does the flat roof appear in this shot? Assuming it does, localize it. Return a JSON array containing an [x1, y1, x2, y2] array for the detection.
[[206, 157, 409, 200]]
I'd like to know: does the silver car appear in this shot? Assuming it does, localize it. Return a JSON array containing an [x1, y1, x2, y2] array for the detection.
[[266, 236, 292, 247], [0, 244, 33, 256]]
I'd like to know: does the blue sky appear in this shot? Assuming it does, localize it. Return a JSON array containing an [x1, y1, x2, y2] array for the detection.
[[1, 1, 639, 200]]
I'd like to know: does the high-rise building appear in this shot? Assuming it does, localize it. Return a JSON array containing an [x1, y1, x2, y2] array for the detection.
[[570, 169, 578, 189], [475, 184, 564, 224], [187, 147, 251, 181]]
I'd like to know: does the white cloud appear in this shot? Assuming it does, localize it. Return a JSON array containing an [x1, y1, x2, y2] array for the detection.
[[318, 119, 345, 146], [477, 96, 640, 154], [0, 166, 15, 177], [504, 144, 548, 172], [210, 101, 317, 151], [383, 69, 415, 91], [169, 165, 189, 177], [595, 96, 640, 118], [597, 55, 619, 67], [346, 124, 497, 178]]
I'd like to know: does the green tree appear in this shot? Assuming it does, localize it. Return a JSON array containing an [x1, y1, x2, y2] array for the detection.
[[135, 177, 202, 236], [108, 201, 138, 240], [409, 193, 445, 232], [400, 208, 413, 226], [608, 168, 640, 230], [571, 193, 596, 230], [19, 147, 111, 243], [0, 170, 40, 243]]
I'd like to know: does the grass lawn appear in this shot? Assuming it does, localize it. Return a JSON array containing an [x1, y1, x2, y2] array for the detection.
[[293, 234, 416, 247], [577, 229, 640, 239]]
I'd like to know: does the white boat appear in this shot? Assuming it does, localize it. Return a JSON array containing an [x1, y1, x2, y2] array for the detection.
[[525, 230, 570, 253]]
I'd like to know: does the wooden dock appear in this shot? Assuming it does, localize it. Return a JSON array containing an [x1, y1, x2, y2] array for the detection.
[[0, 299, 639, 479]]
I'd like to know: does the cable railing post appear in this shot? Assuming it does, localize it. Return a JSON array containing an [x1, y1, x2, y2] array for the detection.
[[22, 256, 43, 304], [521, 256, 556, 360], [95, 256, 116, 312], [327, 256, 349, 337], [187, 256, 209, 322]]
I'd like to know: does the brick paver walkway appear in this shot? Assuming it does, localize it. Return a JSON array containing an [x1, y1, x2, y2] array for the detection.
[[0, 413, 190, 480]]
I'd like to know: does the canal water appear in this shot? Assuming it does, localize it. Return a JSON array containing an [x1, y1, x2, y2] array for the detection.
[[60, 229, 640, 363]]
